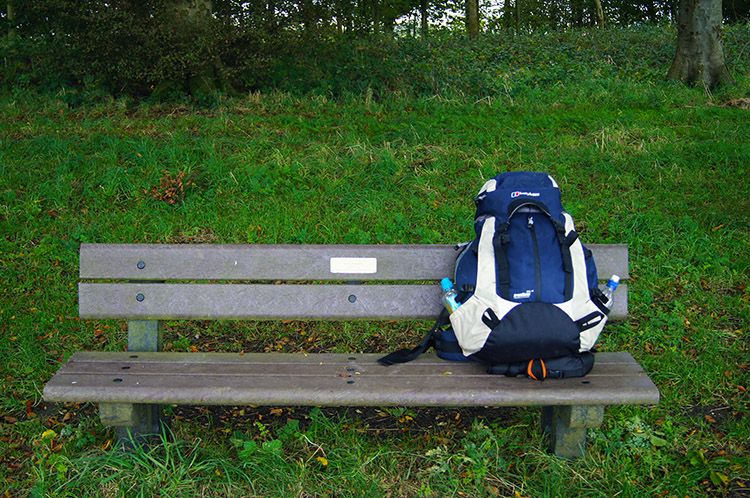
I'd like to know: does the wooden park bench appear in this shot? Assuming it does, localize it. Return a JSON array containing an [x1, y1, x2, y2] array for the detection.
[[43, 243, 659, 458]]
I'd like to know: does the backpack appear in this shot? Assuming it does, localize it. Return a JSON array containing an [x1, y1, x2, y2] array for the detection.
[[378, 171, 610, 380]]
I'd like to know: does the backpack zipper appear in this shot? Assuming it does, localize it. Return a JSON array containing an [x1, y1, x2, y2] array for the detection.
[[527, 215, 542, 301]]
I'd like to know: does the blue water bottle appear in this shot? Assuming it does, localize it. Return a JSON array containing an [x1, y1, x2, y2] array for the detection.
[[441, 278, 461, 314], [602, 275, 620, 311]]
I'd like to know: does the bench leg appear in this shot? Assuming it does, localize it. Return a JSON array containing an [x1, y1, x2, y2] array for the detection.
[[128, 318, 164, 352], [101, 319, 170, 447], [100, 403, 169, 447], [542, 405, 604, 458]]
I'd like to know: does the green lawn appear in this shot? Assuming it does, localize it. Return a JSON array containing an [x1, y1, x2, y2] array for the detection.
[[1, 26, 749, 497]]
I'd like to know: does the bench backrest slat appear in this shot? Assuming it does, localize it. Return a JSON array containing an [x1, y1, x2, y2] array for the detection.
[[80, 243, 629, 282], [78, 281, 628, 321], [79, 283, 444, 320]]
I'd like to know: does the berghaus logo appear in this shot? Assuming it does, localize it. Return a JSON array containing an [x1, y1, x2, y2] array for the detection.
[[511, 191, 540, 198]]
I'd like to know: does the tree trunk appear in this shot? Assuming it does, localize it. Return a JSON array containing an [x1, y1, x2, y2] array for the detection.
[[166, 0, 215, 95], [336, 0, 344, 34], [666, 0, 735, 89], [421, 0, 428, 36], [167, 0, 213, 26], [7, 0, 16, 41], [372, 0, 380, 34], [160, 0, 237, 97], [504, 0, 514, 28], [466, 0, 479, 36], [593, 0, 604, 27]]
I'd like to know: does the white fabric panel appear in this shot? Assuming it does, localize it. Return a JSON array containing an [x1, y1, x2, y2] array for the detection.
[[450, 216, 517, 356], [552, 213, 607, 351]]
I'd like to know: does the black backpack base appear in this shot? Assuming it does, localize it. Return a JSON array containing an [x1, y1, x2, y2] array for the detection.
[[377, 313, 595, 381], [486, 351, 595, 380]]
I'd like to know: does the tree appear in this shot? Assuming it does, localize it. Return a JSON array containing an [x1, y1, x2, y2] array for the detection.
[[667, 0, 735, 89], [466, 0, 479, 35], [593, 0, 605, 27], [6, 0, 15, 42]]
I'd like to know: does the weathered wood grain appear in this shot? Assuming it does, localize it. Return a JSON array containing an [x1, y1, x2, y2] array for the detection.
[[80, 243, 629, 282], [78, 282, 628, 320], [44, 352, 660, 407]]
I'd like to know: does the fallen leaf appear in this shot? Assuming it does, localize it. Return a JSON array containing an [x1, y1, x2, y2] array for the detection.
[[650, 435, 668, 447], [710, 471, 729, 486]]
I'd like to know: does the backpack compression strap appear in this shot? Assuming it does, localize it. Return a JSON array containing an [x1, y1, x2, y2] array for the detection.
[[492, 223, 512, 300]]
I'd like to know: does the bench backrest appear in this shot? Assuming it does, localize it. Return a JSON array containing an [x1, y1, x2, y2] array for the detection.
[[79, 244, 629, 321]]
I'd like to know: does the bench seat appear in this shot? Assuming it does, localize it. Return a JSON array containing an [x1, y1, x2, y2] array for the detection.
[[46, 351, 658, 407]]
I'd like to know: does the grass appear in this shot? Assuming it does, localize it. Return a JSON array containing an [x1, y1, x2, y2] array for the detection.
[[1, 25, 750, 497]]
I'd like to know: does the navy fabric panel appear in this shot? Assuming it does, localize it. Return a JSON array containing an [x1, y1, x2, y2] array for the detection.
[[505, 212, 566, 303], [454, 240, 478, 293], [534, 213, 566, 302], [505, 213, 536, 301], [583, 244, 599, 291], [466, 171, 571, 304], [457, 215, 567, 303], [433, 328, 475, 362], [474, 187, 565, 234], [470, 302, 581, 364]]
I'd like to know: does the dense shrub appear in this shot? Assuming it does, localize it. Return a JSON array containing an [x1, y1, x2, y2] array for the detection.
[[1, 2, 748, 100]]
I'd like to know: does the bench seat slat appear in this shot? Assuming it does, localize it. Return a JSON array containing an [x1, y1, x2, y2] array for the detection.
[[79, 283, 629, 320], [47, 353, 648, 378], [44, 352, 659, 407], [60, 350, 641, 365], [79, 243, 630, 282]]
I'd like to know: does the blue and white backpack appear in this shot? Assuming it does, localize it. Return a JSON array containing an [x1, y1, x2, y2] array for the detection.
[[379, 171, 610, 380]]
